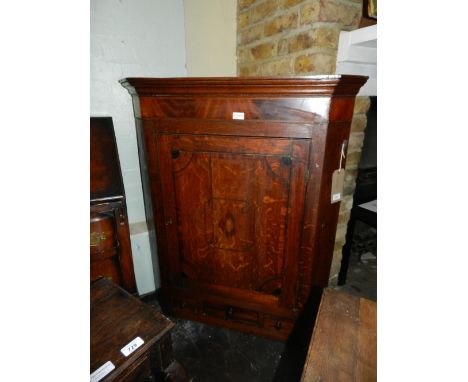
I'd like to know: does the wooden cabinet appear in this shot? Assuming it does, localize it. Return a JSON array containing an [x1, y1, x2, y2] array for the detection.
[[121, 76, 367, 339], [91, 117, 136, 293]]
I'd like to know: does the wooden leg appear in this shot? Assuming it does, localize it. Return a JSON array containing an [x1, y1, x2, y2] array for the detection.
[[150, 334, 187, 382]]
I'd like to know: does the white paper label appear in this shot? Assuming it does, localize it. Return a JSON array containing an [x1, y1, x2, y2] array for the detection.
[[121, 336, 144, 357], [332, 193, 341, 202], [91, 361, 115, 382], [232, 112, 244, 120]]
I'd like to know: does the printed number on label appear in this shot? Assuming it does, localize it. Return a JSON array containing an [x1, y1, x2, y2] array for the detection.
[[232, 112, 244, 120], [120, 337, 144, 357]]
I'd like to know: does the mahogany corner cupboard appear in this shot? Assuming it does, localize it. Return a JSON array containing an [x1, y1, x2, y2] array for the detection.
[[121, 76, 367, 340]]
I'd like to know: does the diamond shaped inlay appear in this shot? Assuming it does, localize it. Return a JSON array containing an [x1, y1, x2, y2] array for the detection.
[[218, 211, 236, 238]]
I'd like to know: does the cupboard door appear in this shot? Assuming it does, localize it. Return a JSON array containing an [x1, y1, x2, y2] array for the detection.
[[157, 134, 309, 308]]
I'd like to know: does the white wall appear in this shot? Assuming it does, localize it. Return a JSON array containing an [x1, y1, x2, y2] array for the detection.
[[183, 0, 237, 76], [91, 0, 187, 295], [336, 25, 377, 96]]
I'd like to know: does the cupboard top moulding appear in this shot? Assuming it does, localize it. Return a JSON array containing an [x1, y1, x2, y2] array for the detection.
[[121, 75, 367, 340], [120, 76, 367, 127], [120, 75, 367, 97]]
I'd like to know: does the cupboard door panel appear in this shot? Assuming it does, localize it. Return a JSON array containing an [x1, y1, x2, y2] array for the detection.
[[157, 134, 308, 304]]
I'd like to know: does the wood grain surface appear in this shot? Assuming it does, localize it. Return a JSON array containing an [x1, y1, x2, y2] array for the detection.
[[301, 288, 377, 381], [121, 76, 367, 339], [90, 278, 180, 381], [90, 117, 136, 293]]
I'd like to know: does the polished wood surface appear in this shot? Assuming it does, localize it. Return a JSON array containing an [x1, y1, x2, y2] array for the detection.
[[300, 288, 377, 381], [90, 201, 136, 292], [90, 117, 136, 293], [121, 76, 367, 339], [91, 278, 186, 382], [120, 75, 367, 98], [91, 117, 125, 201]]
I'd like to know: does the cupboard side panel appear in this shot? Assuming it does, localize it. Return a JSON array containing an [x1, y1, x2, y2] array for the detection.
[[136, 119, 171, 291], [309, 120, 353, 288], [297, 99, 356, 307], [279, 139, 310, 309], [297, 123, 327, 309], [155, 135, 184, 287]]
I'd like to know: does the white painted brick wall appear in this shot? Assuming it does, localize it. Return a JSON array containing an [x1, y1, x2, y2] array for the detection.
[[91, 0, 187, 295]]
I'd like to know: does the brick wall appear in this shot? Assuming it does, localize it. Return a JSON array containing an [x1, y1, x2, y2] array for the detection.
[[237, 0, 370, 283], [237, 0, 362, 76]]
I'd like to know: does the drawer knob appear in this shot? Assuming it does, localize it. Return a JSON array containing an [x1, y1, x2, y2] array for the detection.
[[226, 306, 234, 317], [274, 321, 282, 330]]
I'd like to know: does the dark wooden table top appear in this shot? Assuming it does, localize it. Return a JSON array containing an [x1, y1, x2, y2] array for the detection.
[[301, 288, 377, 381], [90, 278, 174, 381]]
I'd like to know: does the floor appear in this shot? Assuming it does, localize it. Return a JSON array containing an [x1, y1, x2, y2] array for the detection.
[[145, 222, 376, 382], [332, 220, 377, 302], [170, 318, 284, 382]]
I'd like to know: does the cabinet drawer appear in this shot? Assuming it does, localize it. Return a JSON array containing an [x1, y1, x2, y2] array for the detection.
[[203, 302, 260, 327], [90, 212, 117, 255], [90, 256, 122, 285]]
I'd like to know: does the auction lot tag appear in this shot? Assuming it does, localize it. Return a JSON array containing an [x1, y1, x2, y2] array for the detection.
[[121, 336, 144, 357], [232, 112, 245, 120], [331, 169, 345, 203], [91, 361, 115, 382]]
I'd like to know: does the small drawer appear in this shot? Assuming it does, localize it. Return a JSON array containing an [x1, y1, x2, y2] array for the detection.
[[203, 302, 260, 327], [90, 256, 122, 285], [90, 212, 117, 255]]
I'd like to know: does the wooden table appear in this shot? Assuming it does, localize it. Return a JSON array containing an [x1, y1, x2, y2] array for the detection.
[[301, 288, 376, 381], [91, 278, 185, 382]]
